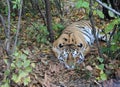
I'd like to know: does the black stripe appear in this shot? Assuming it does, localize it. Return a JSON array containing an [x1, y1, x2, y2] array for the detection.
[[77, 26, 93, 41]]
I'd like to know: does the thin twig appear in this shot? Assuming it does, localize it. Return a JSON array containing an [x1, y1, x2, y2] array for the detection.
[[96, 0, 120, 16], [54, 0, 63, 15], [35, 0, 46, 25], [5, 0, 11, 55], [109, 25, 117, 42], [13, 0, 23, 53], [107, 25, 117, 57], [5, 0, 13, 86], [89, 0, 103, 58]]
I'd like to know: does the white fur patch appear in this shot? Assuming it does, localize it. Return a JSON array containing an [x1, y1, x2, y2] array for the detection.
[[80, 26, 95, 45]]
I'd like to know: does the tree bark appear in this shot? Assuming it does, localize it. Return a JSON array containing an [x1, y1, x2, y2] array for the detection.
[[44, 0, 54, 43]]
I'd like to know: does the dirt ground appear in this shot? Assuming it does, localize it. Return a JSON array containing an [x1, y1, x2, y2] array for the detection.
[[0, 41, 120, 87]]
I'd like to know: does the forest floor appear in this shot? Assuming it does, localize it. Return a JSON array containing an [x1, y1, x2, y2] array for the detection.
[[0, 42, 120, 87], [0, 13, 120, 87]]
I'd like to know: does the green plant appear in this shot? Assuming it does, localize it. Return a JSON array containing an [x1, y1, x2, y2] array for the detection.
[[1, 49, 35, 87], [75, 0, 104, 19], [75, 0, 89, 9], [95, 57, 107, 81], [12, 0, 21, 9], [52, 23, 64, 38], [27, 22, 49, 44], [102, 18, 120, 58]]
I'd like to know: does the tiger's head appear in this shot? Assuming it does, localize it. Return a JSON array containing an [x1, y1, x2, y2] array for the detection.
[[52, 31, 90, 69], [57, 44, 85, 69]]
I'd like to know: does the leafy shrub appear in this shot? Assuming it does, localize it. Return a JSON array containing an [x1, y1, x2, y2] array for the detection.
[[75, 0, 104, 19], [52, 23, 65, 38], [26, 22, 49, 44], [1, 49, 35, 87], [102, 18, 120, 58], [95, 57, 107, 81]]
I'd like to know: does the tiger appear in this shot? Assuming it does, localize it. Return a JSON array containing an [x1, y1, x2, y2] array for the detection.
[[52, 20, 108, 69]]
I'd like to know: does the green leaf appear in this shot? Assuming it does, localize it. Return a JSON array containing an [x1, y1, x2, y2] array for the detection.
[[12, 1, 17, 4], [25, 67, 32, 73], [16, 70, 28, 83], [76, 0, 89, 9], [36, 35, 41, 43], [105, 22, 115, 33], [21, 54, 27, 60], [82, 1, 89, 8], [100, 71, 107, 80], [14, 52, 19, 57], [108, 11, 115, 17], [97, 57, 104, 63], [96, 10, 104, 19], [23, 50, 29, 55], [111, 45, 118, 52], [19, 70, 28, 77], [4, 59, 8, 65], [23, 60, 31, 68], [4, 69, 10, 76], [16, 61, 23, 68], [13, 5, 17, 9], [23, 76, 31, 85], [1, 83, 10, 87], [98, 64, 104, 70], [75, 0, 83, 8], [11, 63, 16, 68], [12, 74, 18, 82], [105, 18, 120, 33], [57, 23, 64, 29], [31, 63, 35, 68]]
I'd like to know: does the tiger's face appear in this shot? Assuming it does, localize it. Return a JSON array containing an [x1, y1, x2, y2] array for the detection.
[[58, 44, 85, 69], [52, 32, 90, 69]]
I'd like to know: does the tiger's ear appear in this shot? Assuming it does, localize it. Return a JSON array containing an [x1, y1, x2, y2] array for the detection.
[[59, 44, 63, 48]]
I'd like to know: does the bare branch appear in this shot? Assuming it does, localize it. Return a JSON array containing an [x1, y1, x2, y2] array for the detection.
[[35, 0, 46, 25], [96, 0, 120, 16], [5, 0, 11, 55], [89, 0, 103, 58], [13, 0, 23, 53], [54, 0, 63, 15]]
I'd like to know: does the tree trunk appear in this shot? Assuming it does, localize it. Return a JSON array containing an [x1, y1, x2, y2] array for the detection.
[[44, 0, 54, 43]]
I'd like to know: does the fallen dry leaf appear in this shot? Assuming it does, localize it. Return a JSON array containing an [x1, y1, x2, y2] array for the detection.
[[86, 65, 93, 71], [43, 72, 51, 87], [101, 79, 120, 87], [115, 68, 120, 80]]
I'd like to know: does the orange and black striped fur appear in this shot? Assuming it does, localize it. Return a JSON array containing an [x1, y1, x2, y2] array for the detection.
[[52, 20, 109, 69]]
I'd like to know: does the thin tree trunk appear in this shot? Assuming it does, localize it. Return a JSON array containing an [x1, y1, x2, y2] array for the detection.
[[12, 0, 23, 53], [35, 0, 46, 25], [44, 0, 54, 42], [89, 0, 103, 58]]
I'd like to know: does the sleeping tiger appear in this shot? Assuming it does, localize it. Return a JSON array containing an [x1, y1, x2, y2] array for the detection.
[[52, 20, 108, 69]]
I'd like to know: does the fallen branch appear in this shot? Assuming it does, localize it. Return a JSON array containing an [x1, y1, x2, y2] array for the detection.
[[96, 0, 120, 16]]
